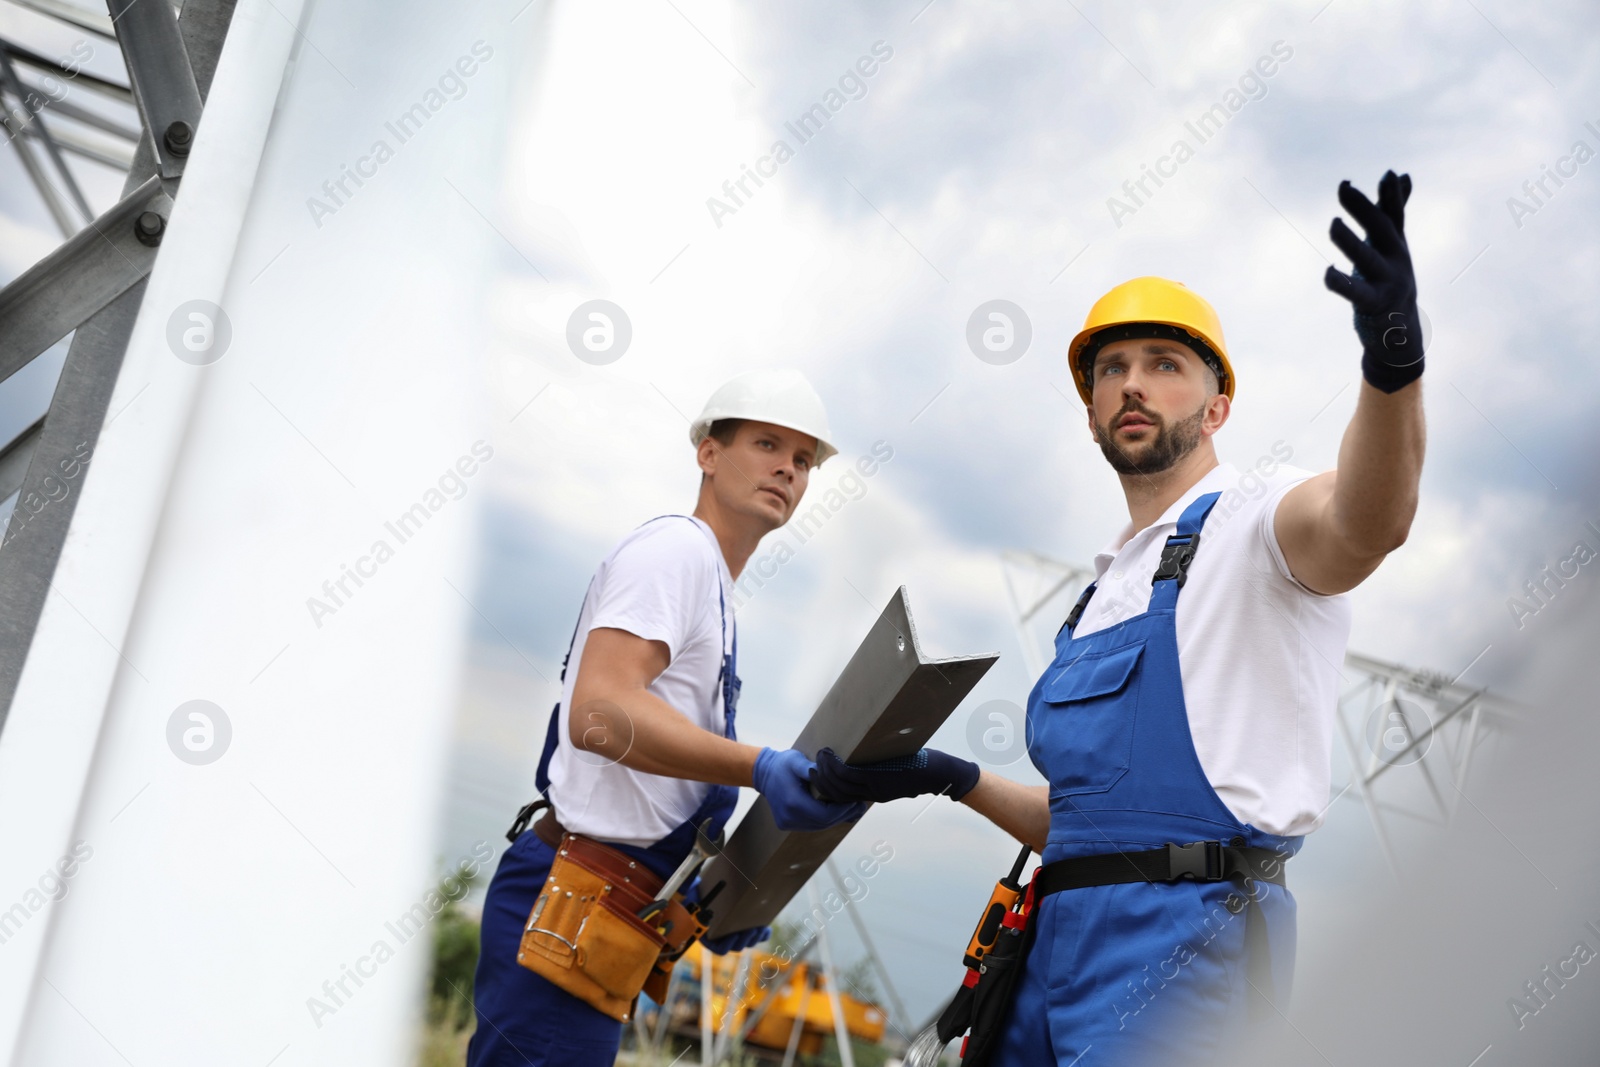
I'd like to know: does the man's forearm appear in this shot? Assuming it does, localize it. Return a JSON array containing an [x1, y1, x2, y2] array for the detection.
[[1331, 377, 1425, 555], [960, 771, 1051, 853], [569, 689, 761, 788]]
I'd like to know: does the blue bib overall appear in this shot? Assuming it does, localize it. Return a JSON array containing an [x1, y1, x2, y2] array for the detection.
[[992, 492, 1301, 1066], [467, 517, 740, 1067]]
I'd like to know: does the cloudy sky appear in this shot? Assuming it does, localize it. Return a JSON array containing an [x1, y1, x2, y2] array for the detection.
[[4, 0, 1597, 1052], [435, 0, 1600, 1031]]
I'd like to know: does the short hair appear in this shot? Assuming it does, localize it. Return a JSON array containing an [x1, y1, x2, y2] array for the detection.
[[706, 418, 744, 447]]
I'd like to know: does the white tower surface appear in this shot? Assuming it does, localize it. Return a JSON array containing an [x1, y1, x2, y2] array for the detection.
[[0, 0, 525, 1063]]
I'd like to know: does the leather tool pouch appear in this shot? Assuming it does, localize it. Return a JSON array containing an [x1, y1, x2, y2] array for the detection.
[[517, 833, 670, 1022]]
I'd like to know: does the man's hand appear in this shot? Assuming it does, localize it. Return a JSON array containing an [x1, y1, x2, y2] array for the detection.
[[811, 747, 980, 804], [752, 748, 868, 831], [1278, 171, 1427, 596], [1324, 170, 1424, 393]]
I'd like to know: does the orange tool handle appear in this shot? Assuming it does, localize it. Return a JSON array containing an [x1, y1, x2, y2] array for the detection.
[[961, 844, 1031, 969]]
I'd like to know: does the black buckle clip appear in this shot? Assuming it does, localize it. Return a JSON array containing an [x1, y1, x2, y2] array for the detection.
[[1152, 534, 1201, 587], [1167, 840, 1223, 881], [506, 799, 545, 844]]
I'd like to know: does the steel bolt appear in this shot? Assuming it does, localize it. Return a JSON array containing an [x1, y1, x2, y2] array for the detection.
[[163, 119, 194, 157], [134, 211, 165, 247]]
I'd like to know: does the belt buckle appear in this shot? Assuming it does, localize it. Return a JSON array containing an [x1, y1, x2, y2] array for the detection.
[[1167, 840, 1222, 881]]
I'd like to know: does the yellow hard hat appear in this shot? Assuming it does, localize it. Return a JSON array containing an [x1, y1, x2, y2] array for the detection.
[[1068, 277, 1233, 404]]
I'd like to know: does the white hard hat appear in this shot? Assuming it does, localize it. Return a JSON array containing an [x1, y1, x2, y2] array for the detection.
[[689, 369, 838, 466]]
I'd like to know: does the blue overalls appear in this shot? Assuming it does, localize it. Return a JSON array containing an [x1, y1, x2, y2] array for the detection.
[[992, 492, 1301, 1066], [467, 517, 741, 1067]]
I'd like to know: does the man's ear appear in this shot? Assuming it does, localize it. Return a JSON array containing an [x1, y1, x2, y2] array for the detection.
[[696, 436, 720, 477], [1201, 394, 1230, 437]]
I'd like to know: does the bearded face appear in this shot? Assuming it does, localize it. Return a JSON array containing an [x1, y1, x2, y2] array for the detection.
[[1092, 397, 1208, 476], [1086, 338, 1219, 476]]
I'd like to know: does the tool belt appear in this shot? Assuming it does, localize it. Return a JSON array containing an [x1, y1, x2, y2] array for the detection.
[[513, 805, 698, 1022], [939, 841, 1288, 1066]]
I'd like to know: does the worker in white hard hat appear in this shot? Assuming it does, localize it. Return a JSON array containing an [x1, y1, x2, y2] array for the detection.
[[467, 369, 865, 1067], [814, 172, 1428, 1063]]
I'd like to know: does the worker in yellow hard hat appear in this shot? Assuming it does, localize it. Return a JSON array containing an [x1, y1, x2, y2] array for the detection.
[[815, 172, 1428, 1064], [1065, 275, 1237, 479]]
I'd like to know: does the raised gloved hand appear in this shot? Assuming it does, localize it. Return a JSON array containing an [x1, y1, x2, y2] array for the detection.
[[811, 747, 980, 805], [752, 747, 869, 831], [684, 876, 770, 954], [1324, 170, 1424, 393]]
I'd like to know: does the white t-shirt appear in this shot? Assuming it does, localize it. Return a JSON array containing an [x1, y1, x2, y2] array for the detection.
[[545, 515, 735, 847], [1070, 461, 1353, 837]]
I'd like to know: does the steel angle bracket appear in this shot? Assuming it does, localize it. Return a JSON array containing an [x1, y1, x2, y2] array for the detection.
[[0, 175, 169, 382], [701, 586, 997, 938]]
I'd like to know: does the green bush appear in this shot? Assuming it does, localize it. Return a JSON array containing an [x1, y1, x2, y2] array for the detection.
[[426, 867, 483, 1033]]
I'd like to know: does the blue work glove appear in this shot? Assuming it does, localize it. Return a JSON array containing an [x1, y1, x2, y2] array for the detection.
[[683, 876, 770, 954], [752, 747, 868, 831], [811, 746, 980, 804], [700, 926, 771, 955], [1324, 170, 1424, 393]]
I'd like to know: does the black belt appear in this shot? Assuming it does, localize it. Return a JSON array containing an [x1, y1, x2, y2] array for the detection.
[[1033, 840, 1286, 899], [1033, 840, 1289, 1023]]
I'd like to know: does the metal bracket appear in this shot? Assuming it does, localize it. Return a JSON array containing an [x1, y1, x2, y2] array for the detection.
[[0, 175, 169, 384], [700, 587, 998, 938]]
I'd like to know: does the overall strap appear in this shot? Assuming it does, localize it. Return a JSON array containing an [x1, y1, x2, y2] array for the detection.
[[716, 579, 739, 740], [534, 577, 595, 796], [1058, 581, 1098, 639], [1148, 491, 1222, 612]]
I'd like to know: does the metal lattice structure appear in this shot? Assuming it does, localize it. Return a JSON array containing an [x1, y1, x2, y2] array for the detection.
[[1332, 650, 1521, 875], [999, 548, 1093, 680], [0, 0, 235, 726]]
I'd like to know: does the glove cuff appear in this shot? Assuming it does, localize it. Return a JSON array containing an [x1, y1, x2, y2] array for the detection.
[[752, 746, 778, 788], [1360, 344, 1425, 393], [948, 756, 981, 802], [1354, 307, 1424, 394]]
